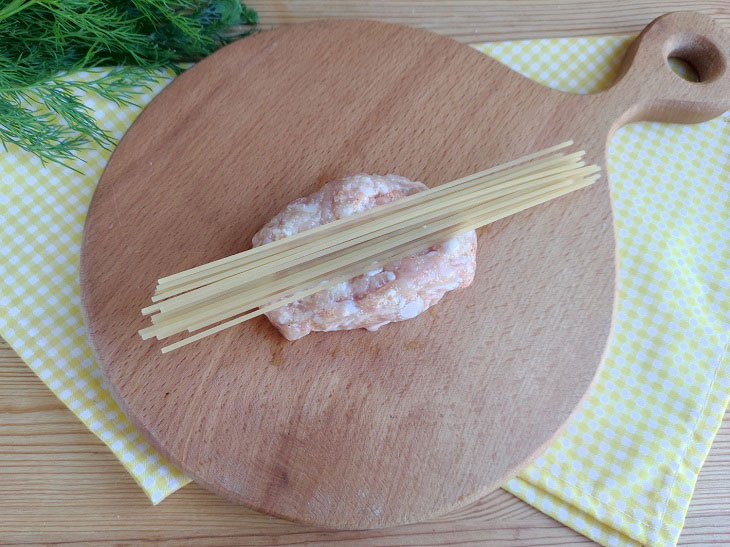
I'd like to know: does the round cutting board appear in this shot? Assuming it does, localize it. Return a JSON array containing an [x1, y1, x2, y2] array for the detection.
[[81, 13, 730, 528]]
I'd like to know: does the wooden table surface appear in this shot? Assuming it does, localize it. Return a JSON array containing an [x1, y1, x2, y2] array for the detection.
[[2, 2, 729, 544]]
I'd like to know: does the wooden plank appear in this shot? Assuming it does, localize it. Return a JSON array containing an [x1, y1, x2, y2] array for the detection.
[[1, 339, 728, 544], [244, 0, 730, 41]]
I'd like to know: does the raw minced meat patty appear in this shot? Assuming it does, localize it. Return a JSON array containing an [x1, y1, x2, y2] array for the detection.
[[252, 173, 477, 340]]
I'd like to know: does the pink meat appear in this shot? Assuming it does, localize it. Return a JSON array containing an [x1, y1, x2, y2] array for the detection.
[[252, 174, 477, 340]]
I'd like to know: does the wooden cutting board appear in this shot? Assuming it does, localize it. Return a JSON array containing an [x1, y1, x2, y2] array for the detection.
[[80, 12, 730, 529]]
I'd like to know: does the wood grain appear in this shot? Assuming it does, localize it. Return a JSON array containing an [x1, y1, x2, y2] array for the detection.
[[245, 0, 730, 42], [3, 0, 730, 543], [82, 19, 618, 529], [79, 13, 730, 530], [2, 339, 729, 545]]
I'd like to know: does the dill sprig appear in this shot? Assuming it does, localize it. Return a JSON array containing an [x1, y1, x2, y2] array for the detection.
[[0, 0, 258, 168]]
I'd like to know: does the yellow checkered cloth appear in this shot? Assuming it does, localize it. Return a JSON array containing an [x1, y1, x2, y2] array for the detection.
[[0, 35, 727, 546]]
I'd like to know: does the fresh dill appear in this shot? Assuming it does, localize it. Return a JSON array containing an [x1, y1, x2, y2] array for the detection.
[[0, 0, 258, 168]]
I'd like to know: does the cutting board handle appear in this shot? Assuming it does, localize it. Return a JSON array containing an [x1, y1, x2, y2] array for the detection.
[[604, 11, 730, 128]]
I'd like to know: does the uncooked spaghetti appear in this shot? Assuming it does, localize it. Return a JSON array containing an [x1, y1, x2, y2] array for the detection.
[[140, 141, 600, 352]]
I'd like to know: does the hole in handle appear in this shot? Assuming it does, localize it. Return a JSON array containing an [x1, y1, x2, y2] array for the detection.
[[664, 34, 726, 83], [667, 57, 700, 82]]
